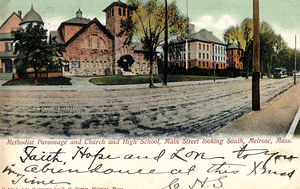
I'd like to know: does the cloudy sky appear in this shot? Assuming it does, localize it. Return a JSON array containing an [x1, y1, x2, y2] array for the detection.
[[1, 0, 300, 49]]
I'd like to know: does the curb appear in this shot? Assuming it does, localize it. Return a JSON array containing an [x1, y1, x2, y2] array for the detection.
[[286, 107, 300, 138]]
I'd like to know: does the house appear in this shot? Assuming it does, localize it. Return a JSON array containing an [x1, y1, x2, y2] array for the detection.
[[51, 1, 154, 76], [19, 6, 44, 30], [0, 6, 46, 74], [226, 43, 243, 70], [168, 29, 227, 70], [0, 11, 22, 73]]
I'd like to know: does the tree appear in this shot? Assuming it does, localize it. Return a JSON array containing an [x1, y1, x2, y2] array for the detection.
[[119, 0, 188, 88], [224, 18, 287, 78], [12, 24, 64, 85]]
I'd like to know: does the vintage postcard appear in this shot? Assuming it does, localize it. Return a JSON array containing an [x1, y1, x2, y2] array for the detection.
[[0, 0, 300, 188]]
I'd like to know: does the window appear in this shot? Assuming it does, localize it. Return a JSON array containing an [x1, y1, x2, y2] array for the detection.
[[207, 45, 209, 51], [207, 54, 209, 60], [203, 53, 205, 60], [99, 37, 106, 49], [188, 53, 190, 59], [91, 34, 97, 49], [118, 8, 121, 15], [71, 61, 80, 68], [203, 44, 205, 50], [5, 43, 13, 51], [199, 43, 201, 50], [64, 65, 70, 72], [112, 9, 114, 16], [123, 8, 126, 16], [199, 53, 201, 59]]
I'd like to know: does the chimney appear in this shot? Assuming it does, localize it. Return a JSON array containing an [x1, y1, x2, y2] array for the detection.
[[18, 10, 22, 18]]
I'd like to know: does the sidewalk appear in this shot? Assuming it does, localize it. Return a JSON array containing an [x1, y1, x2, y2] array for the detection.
[[0, 75, 245, 91], [214, 82, 300, 138]]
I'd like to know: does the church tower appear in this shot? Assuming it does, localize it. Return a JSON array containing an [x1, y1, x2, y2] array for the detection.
[[103, 0, 131, 36]]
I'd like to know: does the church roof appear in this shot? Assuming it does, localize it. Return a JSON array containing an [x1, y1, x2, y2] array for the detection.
[[20, 7, 43, 25], [132, 42, 144, 52], [60, 9, 91, 26], [62, 17, 91, 25], [64, 18, 114, 46], [49, 30, 64, 44], [103, 1, 130, 12]]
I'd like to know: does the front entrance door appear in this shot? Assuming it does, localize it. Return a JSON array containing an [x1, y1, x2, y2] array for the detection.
[[2, 59, 12, 73]]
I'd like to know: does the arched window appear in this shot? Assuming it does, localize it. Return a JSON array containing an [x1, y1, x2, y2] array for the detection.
[[91, 34, 97, 49], [99, 37, 106, 49]]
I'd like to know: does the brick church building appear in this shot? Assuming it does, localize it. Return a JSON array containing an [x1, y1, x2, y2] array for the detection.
[[51, 1, 153, 76]]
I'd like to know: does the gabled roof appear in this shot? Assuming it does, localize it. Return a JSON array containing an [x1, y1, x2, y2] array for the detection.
[[20, 7, 43, 25], [0, 12, 22, 32], [189, 29, 225, 45], [103, 1, 130, 12], [64, 18, 114, 46]]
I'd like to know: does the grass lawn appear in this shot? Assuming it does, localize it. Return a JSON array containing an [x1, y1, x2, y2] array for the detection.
[[90, 75, 226, 85], [3, 77, 72, 86]]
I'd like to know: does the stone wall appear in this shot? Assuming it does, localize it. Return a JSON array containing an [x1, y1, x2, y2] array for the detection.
[[63, 22, 114, 76]]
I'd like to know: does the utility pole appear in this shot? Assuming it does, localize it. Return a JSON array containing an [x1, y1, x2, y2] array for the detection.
[[252, 0, 260, 111], [295, 35, 297, 85], [163, 0, 168, 85], [185, 0, 189, 70]]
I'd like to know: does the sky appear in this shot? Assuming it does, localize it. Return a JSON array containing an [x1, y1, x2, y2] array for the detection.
[[1, 0, 300, 49]]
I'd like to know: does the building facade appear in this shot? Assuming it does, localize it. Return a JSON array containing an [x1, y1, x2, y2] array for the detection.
[[0, 12, 22, 73], [0, 6, 45, 74], [226, 43, 243, 70], [169, 29, 227, 70], [51, 1, 153, 76]]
